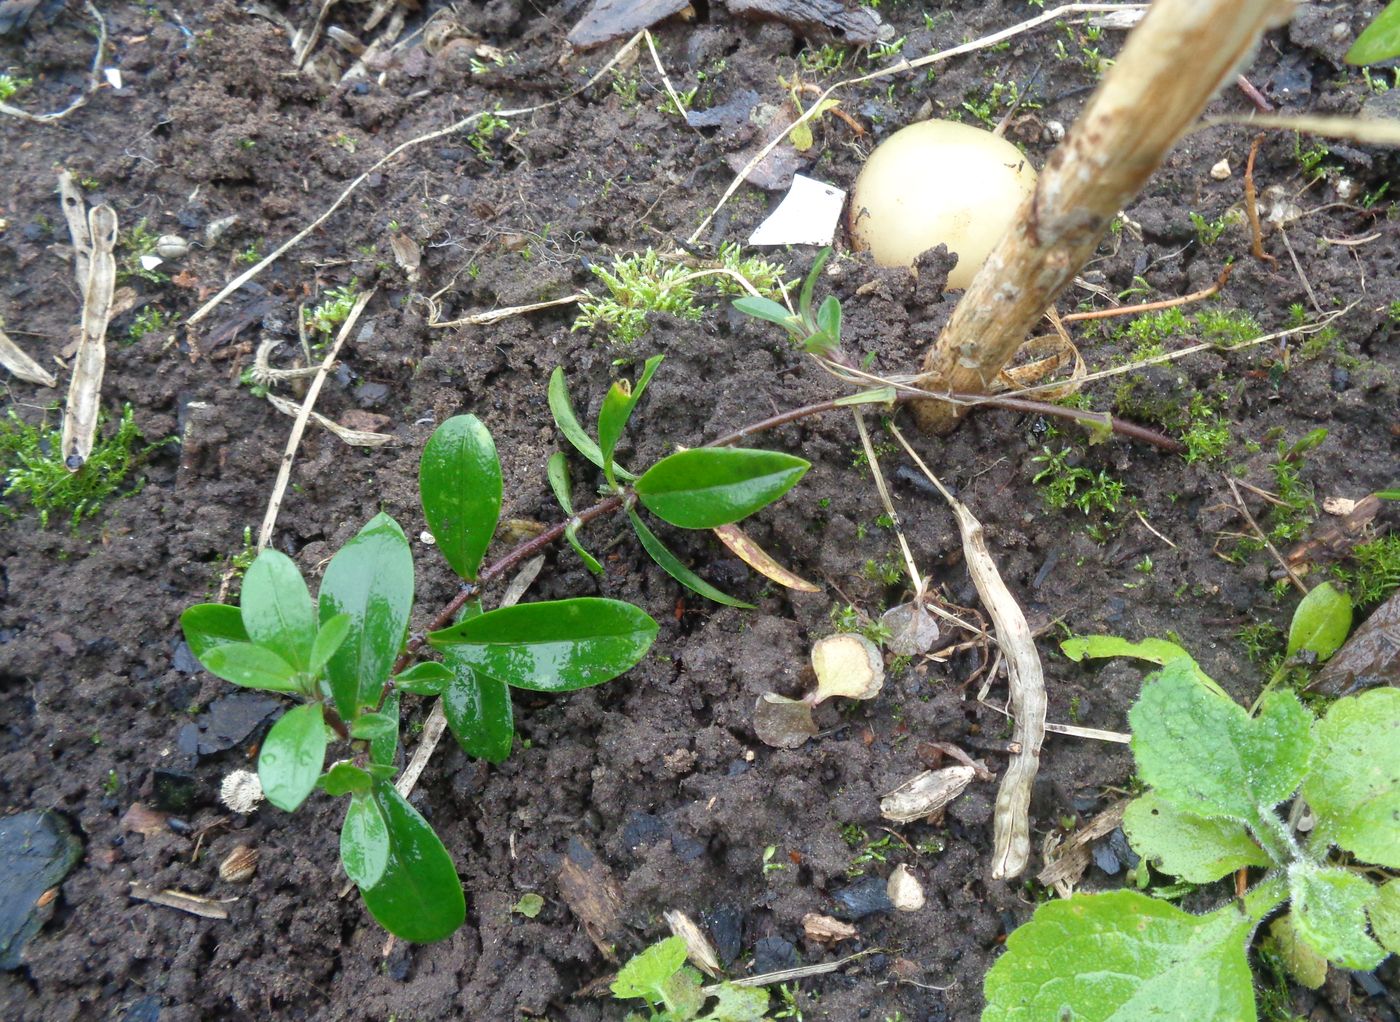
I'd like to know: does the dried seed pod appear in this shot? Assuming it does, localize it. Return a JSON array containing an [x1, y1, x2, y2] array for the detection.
[[880, 766, 976, 824], [155, 235, 189, 260], [219, 845, 259, 883], [887, 864, 925, 912], [664, 909, 720, 978]]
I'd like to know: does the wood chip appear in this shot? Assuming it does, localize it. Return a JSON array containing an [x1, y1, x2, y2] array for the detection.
[[802, 913, 858, 944], [664, 909, 721, 978], [1036, 800, 1128, 894], [556, 839, 626, 962], [128, 882, 232, 920], [120, 803, 169, 837]]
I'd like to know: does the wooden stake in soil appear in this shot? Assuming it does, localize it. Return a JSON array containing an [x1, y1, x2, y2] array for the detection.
[[913, 0, 1295, 433]]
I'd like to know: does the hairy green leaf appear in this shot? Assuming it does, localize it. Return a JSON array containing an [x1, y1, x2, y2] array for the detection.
[[1287, 582, 1353, 660], [1130, 661, 1313, 826], [629, 508, 753, 608], [393, 661, 453, 696], [429, 598, 657, 692], [420, 415, 502, 582], [1266, 913, 1328, 990], [597, 354, 663, 485], [341, 791, 390, 889], [200, 642, 301, 692], [319, 760, 373, 796], [1289, 863, 1385, 970], [1122, 792, 1270, 883], [319, 513, 414, 721], [1347, 0, 1400, 64], [441, 652, 515, 763], [705, 983, 771, 1021], [309, 614, 352, 674], [1370, 879, 1400, 954], [1060, 634, 1227, 698], [259, 702, 327, 812], [1302, 687, 1400, 867], [612, 936, 688, 1005], [180, 604, 249, 660], [241, 549, 318, 671], [983, 891, 1255, 1022], [358, 781, 464, 942], [547, 366, 636, 481], [635, 447, 809, 529]]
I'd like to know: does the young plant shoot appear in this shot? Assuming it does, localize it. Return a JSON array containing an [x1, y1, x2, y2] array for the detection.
[[179, 361, 809, 943]]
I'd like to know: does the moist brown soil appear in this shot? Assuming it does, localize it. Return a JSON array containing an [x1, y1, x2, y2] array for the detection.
[[2, 2, 1398, 1020]]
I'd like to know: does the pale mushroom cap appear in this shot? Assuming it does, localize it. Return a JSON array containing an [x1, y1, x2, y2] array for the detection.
[[850, 119, 1038, 289]]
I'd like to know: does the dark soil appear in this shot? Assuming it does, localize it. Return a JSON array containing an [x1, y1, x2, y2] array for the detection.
[[2, 1, 1398, 1020]]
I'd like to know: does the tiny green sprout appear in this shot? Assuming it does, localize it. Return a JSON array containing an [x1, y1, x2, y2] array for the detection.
[[0, 72, 33, 102], [236, 242, 262, 265], [762, 845, 786, 873], [732, 248, 843, 357], [103, 770, 119, 796], [304, 280, 361, 338]]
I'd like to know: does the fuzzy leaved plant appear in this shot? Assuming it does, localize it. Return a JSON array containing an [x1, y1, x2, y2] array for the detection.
[[985, 600, 1398, 1021], [179, 360, 810, 942], [612, 936, 770, 1022]]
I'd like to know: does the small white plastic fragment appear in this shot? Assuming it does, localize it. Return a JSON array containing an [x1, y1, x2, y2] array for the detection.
[[747, 174, 847, 247], [420, 530, 436, 545], [887, 864, 925, 911], [139, 254, 163, 271], [104, 68, 123, 90]]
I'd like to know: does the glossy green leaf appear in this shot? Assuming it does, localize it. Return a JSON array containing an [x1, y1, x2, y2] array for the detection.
[[419, 415, 502, 582], [546, 451, 574, 515], [565, 519, 604, 574], [393, 661, 453, 696], [1370, 879, 1400, 954], [309, 614, 352, 674], [318, 513, 414, 721], [1061, 633, 1227, 698], [366, 763, 398, 781], [350, 712, 397, 740], [371, 690, 399, 768], [547, 366, 636, 481], [258, 702, 327, 812], [1347, 1, 1400, 64], [1302, 687, 1400, 867], [1289, 863, 1385, 970], [200, 642, 301, 692], [1129, 660, 1314, 826], [628, 508, 753, 609], [635, 447, 810, 529], [341, 792, 390, 889], [319, 760, 373, 796], [180, 604, 249, 660], [358, 781, 465, 942], [1122, 792, 1270, 883], [241, 549, 318, 671], [1286, 582, 1353, 660], [983, 891, 1255, 1022], [597, 354, 663, 484], [441, 652, 515, 763], [808, 294, 842, 354], [428, 597, 658, 692], [731, 295, 797, 331]]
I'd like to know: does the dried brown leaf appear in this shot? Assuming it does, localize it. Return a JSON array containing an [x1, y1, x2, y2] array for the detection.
[[753, 692, 817, 748], [1308, 591, 1400, 697], [712, 523, 820, 593]]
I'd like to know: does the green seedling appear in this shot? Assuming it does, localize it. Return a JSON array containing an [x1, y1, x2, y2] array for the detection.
[[304, 280, 361, 339], [548, 356, 810, 607], [180, 362, 808, 943], [117, 219, 170, 285], [1, 404, 159, 528], [731, 247, 842, 357], [1346, 0, 1400, 64], [989, 594, 1396, 1021], [611, 936, 769, 1021], [1030, 446, 1124, 516], [0, 72, 33, 102]]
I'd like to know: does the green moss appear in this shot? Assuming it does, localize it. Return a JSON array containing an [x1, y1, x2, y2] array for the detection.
[[1333, 534, 1400, 607]]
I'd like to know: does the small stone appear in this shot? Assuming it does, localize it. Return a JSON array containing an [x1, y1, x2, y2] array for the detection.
[[1209, 158, 1231, 180], [1045, 120, 1065, 142], [831, 875, 894, 920], [887, 864, 925, 912], [218, 845, 259, 883]]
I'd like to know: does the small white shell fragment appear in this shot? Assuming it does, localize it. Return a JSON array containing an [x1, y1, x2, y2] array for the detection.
[[664, 910, 721, 978], [155, 235, 189, 259], [139, 254, 163, 271], [1322, 496, 1357, 517], [1209, 158, 1231, 180], [810, 633, 884, 704], [1045, 120, 1065, 142], [219, 769, 264, 814], [753, 692, 817, 749], [880, 765, 976, 823], [880, 602, 939, 656], [205, 214, 239, 244], [1333, 176, 1359, 201], [104, 68, 123, 90], [803, 912, 858, 943], [420, 530, 436, 545], [747, 174, 847, 247], [887, 864, 925, 912]]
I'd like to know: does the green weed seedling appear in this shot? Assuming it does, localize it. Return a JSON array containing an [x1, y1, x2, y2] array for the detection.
[[304, 280, 361, 341], [987, 589, 1398, 1021], [0, 72, 32, 102], [731, 247, 842, 358], [612, 937, 770, 1021], [180, 360, 810, 942]]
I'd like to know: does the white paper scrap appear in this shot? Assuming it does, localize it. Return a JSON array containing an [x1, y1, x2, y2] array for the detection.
[[104, 68, 123, 90], [748, 175, 846, 247]]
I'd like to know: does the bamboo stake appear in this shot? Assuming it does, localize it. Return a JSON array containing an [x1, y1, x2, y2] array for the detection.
[[913, 0, 1295, 433]]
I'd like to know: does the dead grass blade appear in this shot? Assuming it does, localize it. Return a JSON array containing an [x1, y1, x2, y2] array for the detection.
[[1199, 112, 1400, 147], [60, 203, 117, 470], [0, 326, 56, 387], [256, 289, 373, 550], [264, 392, 395, 447], [887, 422, 1046, 880], [0, 3, 107, 124], [1061, 263, 1233, 323], [427, 293, 590, 328]]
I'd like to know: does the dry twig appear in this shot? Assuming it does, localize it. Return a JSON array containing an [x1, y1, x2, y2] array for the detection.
[[0, 3, 107, 124], [1244, 134, 1276, 266]]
